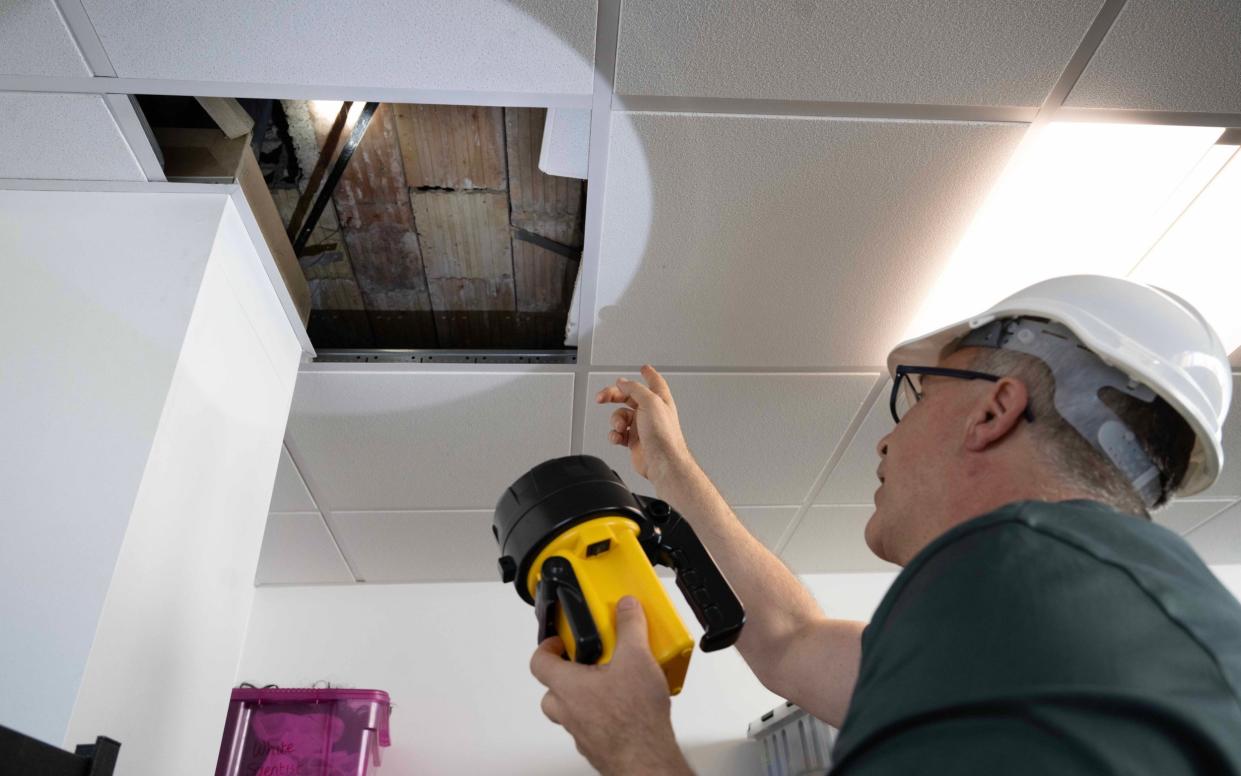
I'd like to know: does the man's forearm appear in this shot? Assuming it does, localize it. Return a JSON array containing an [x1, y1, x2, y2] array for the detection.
[[651, 457, 826, 682]]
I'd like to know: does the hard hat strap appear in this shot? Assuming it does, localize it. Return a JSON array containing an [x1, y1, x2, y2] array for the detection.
[[961, 317, 1163, 507]]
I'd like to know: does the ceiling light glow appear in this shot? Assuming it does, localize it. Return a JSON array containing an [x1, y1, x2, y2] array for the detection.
[[905, 121, 1226, 342]]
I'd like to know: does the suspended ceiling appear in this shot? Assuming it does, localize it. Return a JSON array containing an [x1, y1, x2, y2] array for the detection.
[[0, 0, 1238, 584]]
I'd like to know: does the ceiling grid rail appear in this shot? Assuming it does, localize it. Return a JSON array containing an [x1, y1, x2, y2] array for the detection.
[[281, 440, 364, 582], [52, 0, 116, 76], [771, 375, 889, 557], [568, 0, 624, 456], [1031, 0, 1129, 127]]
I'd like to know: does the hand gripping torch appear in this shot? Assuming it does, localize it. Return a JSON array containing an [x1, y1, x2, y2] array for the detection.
[[493, 455, 745, 694]]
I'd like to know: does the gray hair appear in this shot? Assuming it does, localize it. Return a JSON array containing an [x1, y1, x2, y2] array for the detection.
[[965, 348, 1196, 518]]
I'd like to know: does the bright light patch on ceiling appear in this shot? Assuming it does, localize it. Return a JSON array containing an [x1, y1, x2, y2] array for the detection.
[[1131, 143, 1241, 355], [905, 122, 1226, 342]]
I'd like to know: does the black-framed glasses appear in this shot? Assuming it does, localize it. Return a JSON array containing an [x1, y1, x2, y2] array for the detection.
[[890, 365, 1037, 424]]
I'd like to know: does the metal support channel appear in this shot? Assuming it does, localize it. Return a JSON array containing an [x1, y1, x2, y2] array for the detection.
[[292, 100, 380, 255], [511, 226, 582, 260], [314, 349, 577, 364]]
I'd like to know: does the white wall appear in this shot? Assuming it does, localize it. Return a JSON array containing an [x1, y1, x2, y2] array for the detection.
[[236, 572, 900, 776], [239, 565, 1241, 775], [0, 189, 226, 744], [64, 200, 302, 771]]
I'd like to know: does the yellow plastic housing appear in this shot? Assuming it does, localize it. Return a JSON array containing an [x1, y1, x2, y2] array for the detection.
[[527, 515, 695, 694]]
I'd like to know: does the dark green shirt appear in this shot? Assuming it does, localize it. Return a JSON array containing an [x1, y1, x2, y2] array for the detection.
[[831, 499, 1241, 775]]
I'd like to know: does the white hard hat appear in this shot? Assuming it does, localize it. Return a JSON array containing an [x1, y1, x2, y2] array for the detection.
[[887, 275, 1232, 497]]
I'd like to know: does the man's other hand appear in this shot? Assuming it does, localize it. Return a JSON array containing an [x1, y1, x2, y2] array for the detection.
[[595, 364, 694, 486], [529, 596, 694, 776]]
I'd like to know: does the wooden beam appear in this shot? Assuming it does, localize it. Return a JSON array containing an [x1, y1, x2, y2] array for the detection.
[[394, 104, 507, 190], [194, 96, 254, 139]]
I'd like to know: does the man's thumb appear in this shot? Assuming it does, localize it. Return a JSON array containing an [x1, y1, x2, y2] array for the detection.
[[614, 596, 651, 655]]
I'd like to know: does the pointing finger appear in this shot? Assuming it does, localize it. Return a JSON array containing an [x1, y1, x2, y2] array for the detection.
[[596, 385, 639, 409], [616, 378, 661, 410], [640, 365, 675, 406]]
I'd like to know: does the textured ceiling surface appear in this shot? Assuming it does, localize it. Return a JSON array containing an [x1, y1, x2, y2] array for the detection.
[[1065, 0, 1241, 114], [592, 114, 1026, 367], [78, 0, 597, 95], [615, 0, 1103, 106], [0, 0, 91, 78], [0, 0, 1232, 583], [257, 0, 1241, 584], [0, 93, 145, 181]]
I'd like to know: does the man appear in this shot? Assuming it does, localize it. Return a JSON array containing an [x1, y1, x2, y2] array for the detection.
[[530, 275, 1241, 774]]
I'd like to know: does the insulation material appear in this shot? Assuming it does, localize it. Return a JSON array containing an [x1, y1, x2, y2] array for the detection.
[[394, 104, 507, 190]]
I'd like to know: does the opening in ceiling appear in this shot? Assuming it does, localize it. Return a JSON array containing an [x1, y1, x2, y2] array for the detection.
[[137, 95, 587, 360]]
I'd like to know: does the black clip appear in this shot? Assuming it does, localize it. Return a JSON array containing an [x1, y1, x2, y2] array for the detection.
[[534, 556, 604, 664], [637, 495, 746, 652]]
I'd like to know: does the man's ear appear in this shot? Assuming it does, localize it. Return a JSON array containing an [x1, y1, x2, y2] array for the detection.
[[963, 377, 1029, 452]]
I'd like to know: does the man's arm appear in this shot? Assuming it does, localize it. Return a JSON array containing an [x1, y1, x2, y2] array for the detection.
[[653, 457, 865, 727], [601, 366, 866, 727]]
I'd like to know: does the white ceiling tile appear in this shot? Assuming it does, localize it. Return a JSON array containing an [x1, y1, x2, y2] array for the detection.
[[583, 372, 876, 506], [1154, 500, 1236, 536], [330, 510, 498, 583], [1192, 375, 1241, 501], [0, 92, 144, 180], [593, 113, 1026, 368], [734, 506, 801, 552], [1184, 501, 1241, 565], [255, 513, 354, 584], [0, 0, 91, 77], [80, 0, 595, 95], [654, 506, 800, 580], [616, 0, 1100, 107], [781, 505, 897, 573], [268, 446, 317, 513], [285, 371, 573, 511], [1066, 0, 1241, 113], [815, 381, 891, 506]]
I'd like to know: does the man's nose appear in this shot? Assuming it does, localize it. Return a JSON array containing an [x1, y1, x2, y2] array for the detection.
[[876, 433, 890, 458]]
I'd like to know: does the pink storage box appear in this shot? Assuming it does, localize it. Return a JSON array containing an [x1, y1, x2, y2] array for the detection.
[[215, 688, 391, 776]]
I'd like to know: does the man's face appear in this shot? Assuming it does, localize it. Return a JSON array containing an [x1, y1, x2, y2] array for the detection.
[[865, 348, 986, 564]]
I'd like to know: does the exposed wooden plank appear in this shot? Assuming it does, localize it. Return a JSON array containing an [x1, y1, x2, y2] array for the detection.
[[412, 190, 515, 291], [394, 104, 507, 190], [505, 107, 584, 247], [314, 102, 437, 347], [411, 189, 516, 347], [194, 96, 254, 139], [512, 238, 574, 313]]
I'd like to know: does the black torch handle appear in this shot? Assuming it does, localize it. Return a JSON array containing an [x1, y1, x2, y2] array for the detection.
[[534, 556, 604, 664], [638, 496, 746, 652]]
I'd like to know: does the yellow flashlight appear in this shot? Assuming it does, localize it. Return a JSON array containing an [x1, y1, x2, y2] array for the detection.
[[493, 455, 745, 694]]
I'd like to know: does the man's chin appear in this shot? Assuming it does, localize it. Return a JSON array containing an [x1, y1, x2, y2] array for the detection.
[[863, 508, 884, 560]]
